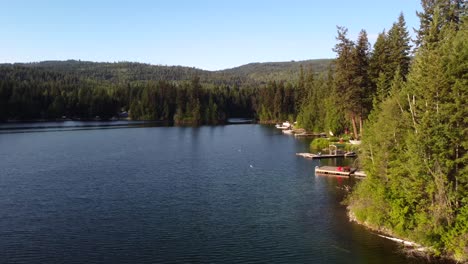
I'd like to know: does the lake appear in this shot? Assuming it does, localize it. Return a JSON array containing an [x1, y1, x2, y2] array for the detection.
[[0, 122, 429, 263]]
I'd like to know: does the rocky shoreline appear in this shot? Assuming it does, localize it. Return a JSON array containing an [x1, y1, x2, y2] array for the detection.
[[347, 209, 461, 263]]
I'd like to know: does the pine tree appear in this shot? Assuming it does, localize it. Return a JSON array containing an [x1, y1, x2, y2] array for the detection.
[[333, 26, 372, 139], [415, 0, 466, 48], [333, 26, 359, 138], [295, 64, 306, 112], [369, 14, 411, 105], [387, 13, 412, 79], [353, 29, 372, 132], [369, 31, 391, 103]]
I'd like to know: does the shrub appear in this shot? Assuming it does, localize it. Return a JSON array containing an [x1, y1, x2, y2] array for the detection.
[[341, 134, 352, 141], [310, 138, 330, 151]]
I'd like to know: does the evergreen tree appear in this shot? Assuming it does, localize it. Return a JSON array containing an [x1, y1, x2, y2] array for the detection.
[[369, 31, 391, 103], [333, 26, 371, 139], [369, 14, 411, 105], [387, 13, 412, 79], [295, 64, 306, 112], [353, 29, 372, 131], [415, 0, 466, 48]]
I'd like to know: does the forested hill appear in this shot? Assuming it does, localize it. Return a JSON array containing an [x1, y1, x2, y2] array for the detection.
[[218, 59, 332, 83], [0, 59, 330, 122], [0, 59, 332, 86]]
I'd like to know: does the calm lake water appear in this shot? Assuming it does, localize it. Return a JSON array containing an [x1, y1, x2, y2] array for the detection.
[[0, 122, 429, 263]]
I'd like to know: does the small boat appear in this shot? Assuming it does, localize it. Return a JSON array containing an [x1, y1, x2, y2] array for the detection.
[[275, 121, 291, 130], [282, 129, 294, 135]]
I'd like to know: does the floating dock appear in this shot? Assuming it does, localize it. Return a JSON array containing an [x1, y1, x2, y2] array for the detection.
[[296, 152, 357, 159], [315, 166, 366, 178]]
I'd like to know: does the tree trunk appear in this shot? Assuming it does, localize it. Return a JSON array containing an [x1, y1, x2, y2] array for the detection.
[[359, 115, 363, 138], [351, 114, 359, 140]]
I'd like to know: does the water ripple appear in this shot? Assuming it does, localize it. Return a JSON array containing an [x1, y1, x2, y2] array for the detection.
[[0, 125, 430, 263]]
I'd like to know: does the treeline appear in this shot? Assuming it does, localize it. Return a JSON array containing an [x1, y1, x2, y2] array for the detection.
[[294, 12, 411, 139], [0, 67, 252, 124], [0, 64, 308, 124], [1, 59, 332, 87], [129, 77, 256, 125], [345, 0, 467, 261], [0, 58, 330, 123]]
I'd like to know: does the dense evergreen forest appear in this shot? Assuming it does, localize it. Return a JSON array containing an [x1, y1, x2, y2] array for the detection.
[[0, 59, 331, 123]]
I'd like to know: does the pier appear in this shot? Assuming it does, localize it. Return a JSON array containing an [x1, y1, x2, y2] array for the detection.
[[294, 132, 321, 138], [315, 166, 366, 178], [296, 152, 356, 159]]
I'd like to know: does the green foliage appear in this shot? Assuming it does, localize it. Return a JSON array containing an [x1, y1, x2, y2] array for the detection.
[[0, 59, 332, 88], [369, 13, 412, 107], [344, 143, 359, 152], [331, 26, 373, 139], [442, 205, 468, 262], [387, 13, 412, 79], [348, 178, 390, 228], [0, 69, 263, 124], [348, 7, 467, 261], [415, 0, 465, 48], [310, 138, 330, 151], [255, 81, 301, 123], [340, 134, 352, 141], [223, 59, 333, 84]]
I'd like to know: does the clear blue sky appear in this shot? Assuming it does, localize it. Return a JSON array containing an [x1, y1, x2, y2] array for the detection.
[[1, 0, 421, 70]]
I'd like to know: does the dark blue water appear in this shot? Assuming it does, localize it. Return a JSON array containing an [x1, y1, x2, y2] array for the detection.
[[0, 123, 427, 263]]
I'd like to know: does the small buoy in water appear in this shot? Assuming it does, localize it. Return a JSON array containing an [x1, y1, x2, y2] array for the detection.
[[250, 165, 253, 168]]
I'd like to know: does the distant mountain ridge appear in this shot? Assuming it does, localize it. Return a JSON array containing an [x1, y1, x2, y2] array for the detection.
[[0, 59, 333, 86]]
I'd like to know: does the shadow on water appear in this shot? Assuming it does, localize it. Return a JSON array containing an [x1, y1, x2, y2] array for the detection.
[[0, 119, 254, 135]]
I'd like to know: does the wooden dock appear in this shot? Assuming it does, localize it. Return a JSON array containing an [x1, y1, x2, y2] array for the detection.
[[294, 132, 320, 138], [353, 170, 367, 178], [296, 152, 356, 159], [315, 166, 366, 178]]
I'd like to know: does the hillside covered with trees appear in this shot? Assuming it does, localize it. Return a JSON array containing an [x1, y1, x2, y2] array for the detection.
[[0, 59, 331, 123]]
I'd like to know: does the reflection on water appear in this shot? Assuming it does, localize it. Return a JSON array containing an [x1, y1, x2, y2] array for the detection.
[[0, 121, 159, 134]]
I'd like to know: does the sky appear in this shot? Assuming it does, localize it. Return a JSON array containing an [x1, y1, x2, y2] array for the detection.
[[1, 0, 422, 70]]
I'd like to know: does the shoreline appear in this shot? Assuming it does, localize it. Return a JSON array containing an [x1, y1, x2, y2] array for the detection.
[[347, 209, 459, 263]]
